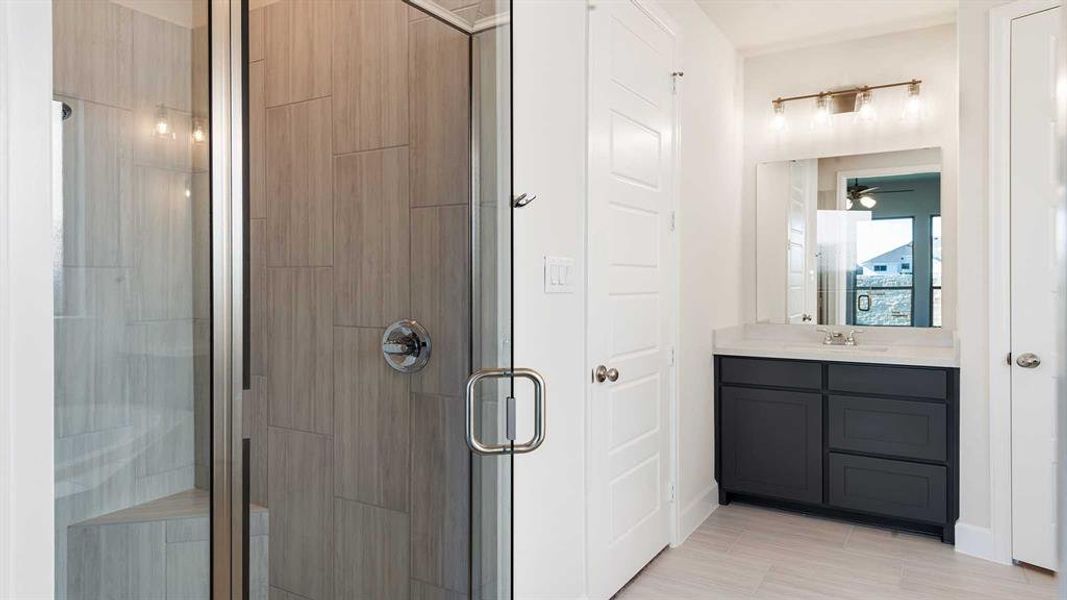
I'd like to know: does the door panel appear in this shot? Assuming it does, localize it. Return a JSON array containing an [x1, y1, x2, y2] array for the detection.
[[588, 1, 675, 597], [1010, 5, 1061, 572], [756, 161, 790, 322], [788, 159, 818, 323]]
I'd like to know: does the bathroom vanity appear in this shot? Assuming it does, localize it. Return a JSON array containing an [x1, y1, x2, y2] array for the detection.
[[713, 329, 959, 543], [727, 144, 962, 542]]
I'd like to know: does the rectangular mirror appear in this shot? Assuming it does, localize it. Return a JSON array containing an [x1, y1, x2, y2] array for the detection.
[[756, 148, 943, 328]]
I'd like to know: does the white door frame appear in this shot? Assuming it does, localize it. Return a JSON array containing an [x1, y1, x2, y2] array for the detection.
[[584, 0, 683, 571], [663, 2, 682, 548], [988, 0, 1061, 566], [0, 0, 56, 596]]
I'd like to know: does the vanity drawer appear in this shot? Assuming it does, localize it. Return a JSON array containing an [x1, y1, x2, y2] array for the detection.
[[829, 396, 947, 461], [829, 453, 946, 523], [719, 357, 821, 390], [827, 363, 947, 400]]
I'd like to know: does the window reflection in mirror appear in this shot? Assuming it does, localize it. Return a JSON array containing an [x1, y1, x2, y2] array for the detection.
[[757, 148, 944, 328]]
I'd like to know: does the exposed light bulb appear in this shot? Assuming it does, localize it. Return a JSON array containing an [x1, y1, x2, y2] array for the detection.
[[154, 105, 175, 140], [191, 118, 207, 143], [855, 89, 875, 122], [771, 99, 786, 131], [859, 195, 877, 209], [812, 94, 831, 128], [185, 188, 191, 198], [903, 81, 922, 120]]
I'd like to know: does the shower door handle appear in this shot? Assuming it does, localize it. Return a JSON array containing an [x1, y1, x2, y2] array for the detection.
[[465, 367, 546, 455]]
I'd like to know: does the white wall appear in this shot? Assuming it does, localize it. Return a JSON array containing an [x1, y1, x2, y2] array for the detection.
[[741, 24, 959, 332], [513, 1, 590, 597], [512, 0, 742, 597], [0, 0, 56, 597], [955, 0, 1008, 560]]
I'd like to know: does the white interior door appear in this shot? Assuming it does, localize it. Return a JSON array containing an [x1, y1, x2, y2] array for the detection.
[[1010, 5, 1061, 572], [756, 162, 790, 322], [587, 0, 675, 597], [788, 159, 817, 324]]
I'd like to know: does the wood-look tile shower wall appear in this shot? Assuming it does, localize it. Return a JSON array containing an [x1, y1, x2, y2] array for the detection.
[[245, 1, 472, 598]]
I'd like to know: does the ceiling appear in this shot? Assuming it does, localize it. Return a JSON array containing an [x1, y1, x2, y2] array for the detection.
[[695, 0, 958, 57]]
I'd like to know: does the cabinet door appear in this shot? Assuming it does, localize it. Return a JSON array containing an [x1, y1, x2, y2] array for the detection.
[[720, 386, 822, 503]]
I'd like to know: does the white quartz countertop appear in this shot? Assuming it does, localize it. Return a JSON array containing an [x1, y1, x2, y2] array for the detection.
[[713, 323, 959, 368]]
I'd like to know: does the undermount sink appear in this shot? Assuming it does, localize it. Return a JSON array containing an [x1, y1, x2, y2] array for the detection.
[[784, 343, 890, 353]]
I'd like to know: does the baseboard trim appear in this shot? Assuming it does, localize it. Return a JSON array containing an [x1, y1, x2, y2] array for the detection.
[[954, 522, 1006, 564], [675, 482, 718, 546]]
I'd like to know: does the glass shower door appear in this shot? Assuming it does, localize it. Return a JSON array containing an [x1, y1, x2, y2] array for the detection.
[[235, 0, 522, 598], [471, 7, 518, 599], [51, 0, 214, 597]]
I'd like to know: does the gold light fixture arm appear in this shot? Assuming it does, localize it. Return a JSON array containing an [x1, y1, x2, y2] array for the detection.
[[772, 78, 922, 106]]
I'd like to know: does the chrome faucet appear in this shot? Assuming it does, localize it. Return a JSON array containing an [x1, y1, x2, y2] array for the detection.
[[845, 329, 864, 346], [816, 328, 843, 345], [816, 328, 864, 346]]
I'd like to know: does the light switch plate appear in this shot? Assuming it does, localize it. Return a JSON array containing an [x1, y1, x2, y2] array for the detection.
[[544, 256, 576, 294]]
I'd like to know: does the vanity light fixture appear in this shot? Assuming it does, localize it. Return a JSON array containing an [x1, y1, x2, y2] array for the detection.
[[903, 80, 922, 119], [191, 117, 207, 144], [154, 104, 175, 140], [855, 88, 875, 121], [769, 79, 922, 129], [813, 93, 831, 128], [771, 99, 786, 131]]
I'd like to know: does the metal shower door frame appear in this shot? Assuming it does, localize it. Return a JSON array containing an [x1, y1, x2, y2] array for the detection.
[[210, 0, 246, 597]]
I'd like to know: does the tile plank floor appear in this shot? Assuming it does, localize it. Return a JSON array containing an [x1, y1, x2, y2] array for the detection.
[[616, 503, 1058, 599]]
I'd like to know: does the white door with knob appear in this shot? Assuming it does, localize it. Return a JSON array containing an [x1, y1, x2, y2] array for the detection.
[[587, 0, 676, 597], [787, 159, 818, 324], [1009, 5, 1061, 571]]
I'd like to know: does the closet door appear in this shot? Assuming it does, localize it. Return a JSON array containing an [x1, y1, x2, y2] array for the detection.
[[1009, 5, 1061, 572]]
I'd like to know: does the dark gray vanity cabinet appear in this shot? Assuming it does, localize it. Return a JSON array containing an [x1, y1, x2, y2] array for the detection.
[[714, 355, 960, 543]]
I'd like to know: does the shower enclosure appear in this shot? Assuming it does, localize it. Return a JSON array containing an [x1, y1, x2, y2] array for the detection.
[[51, 0, 524, 597]]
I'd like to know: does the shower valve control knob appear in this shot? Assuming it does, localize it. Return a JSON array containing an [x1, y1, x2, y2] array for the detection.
[[382, 320, 431, 374]]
